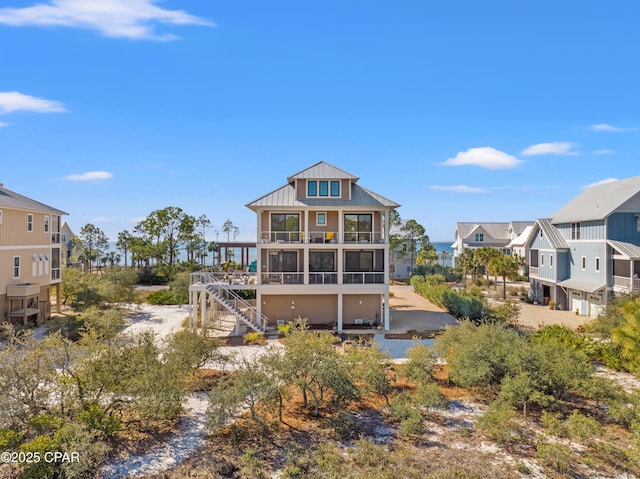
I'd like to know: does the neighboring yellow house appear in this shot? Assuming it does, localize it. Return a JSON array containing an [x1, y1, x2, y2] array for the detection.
[[0, 183, 68, 326]]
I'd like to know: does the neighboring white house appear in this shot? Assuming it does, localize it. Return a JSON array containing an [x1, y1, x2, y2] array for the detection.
[[451, 221, 534, 267]]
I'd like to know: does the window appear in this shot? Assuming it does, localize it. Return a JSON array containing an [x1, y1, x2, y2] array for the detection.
[[44, 215, 49, 233], [309, 251, 335, 272], [330, 181, 340, 197], [0, 209, 3, 224], [571, 222, 581, 240], [27, 214, 33, 232], [344, 214, 372, 242], [270, 213, 300, 241], [316, 212, 326, 226], [550, 255, 553, 267], [582, 256, 587, 270], [474, 233, 484, 242], [541, 254, 544, 267], [637, 215, 640, 232], [307, 181, 317, 197], [13, 256, 20, 278], [345, 251, 374, 271], [595, 257, 600, 272], [269, 251, 297, 272], [530, 249, 539, 267], [319, 181, 329, 196]]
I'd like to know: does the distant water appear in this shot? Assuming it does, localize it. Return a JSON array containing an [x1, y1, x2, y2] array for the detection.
[[431, 241, 453, 254]]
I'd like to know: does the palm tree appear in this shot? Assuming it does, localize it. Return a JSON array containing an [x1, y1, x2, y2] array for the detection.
[[488, 254, 520, 299], [475, 246, 501, 285]]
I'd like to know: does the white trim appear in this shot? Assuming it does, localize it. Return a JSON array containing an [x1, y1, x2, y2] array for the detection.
[[316, 212, 327, 226], [13, 255, 20, 279], [307, 180, 318, 197], [0, 245, 52, 250], [27, 213, 33, 232], [44, 215, 49, 233], [0, 209, 3, 224]]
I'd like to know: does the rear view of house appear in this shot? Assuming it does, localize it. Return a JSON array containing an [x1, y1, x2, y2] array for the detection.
[[0, 184, 68, 325]]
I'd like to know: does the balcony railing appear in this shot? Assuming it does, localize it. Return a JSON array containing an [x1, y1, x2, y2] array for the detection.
[[309, 272, 338, 284], [343, 272, 385, 284], [529, 266, 539, 276], [51, 268, 61, 281], [613, 275, 640, 290], [261, 272, 304, 285], [51, 232, 61, 244], [260, 230, 386, 244]]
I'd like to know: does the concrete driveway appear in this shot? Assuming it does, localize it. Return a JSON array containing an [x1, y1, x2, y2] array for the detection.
[[388, 285, 457, 333]]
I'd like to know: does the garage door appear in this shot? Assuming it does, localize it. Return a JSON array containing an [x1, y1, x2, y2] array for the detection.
[[589, 294, 605, 318], [571, 292, 585, 315]]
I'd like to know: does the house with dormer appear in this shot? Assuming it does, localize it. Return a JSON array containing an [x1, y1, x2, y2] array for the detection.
[[0, 183, 68, 325], [527, 176, 640, 317], [451, 221, 533, 267]]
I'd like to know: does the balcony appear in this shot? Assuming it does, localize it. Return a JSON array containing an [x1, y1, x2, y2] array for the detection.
[[51, 268, 61, 281], [261, 272, 304, 285], [51, 232, 61, 244], [613, 275, 640, 290], [309, 272, 338, 284], [260, 230, 386, 244], [343, 272, 385, 284]]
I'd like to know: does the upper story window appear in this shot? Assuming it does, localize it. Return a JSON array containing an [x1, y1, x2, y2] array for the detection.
[[316, 212, 326, 226], [550, 254, 553, 267], [271, 213, 300, 242], [530, 249, 539, 267], [474, 233, 484, 242], [0, 209, 3, 224], [44, 215, 49, 233], [595, 257, 600, 272], [308, 181, 317, 197], [571, 222, 581, 240], [344, 214, 372, 242], [541, 254, 544, 267], [582, 256, 587, 270], [330, 181, 340, 197], [27, 214, 33, 232], [13, 256, 20, 279], [319, 181, 329, 196]]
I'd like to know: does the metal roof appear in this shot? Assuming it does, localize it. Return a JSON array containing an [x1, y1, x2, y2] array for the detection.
[[510, 221, 535, 235], [246, 182, 399, 209], [0, 185, 68, 215], [456, 222, 511, 240], [608, 240, 640, 259], [287, 161, 359, 182], [536, 218, 569, 249], [557, 278, 606, 294], [508, 225, 534, 247], [551, 176, 640, 224]]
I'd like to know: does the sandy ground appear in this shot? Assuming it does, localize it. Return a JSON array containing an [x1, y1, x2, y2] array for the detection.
[[388, 285, 458, 332], [487, 297, 592, 330]]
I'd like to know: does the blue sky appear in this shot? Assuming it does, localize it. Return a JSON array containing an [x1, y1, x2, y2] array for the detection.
[[1, 1, 638, 242]]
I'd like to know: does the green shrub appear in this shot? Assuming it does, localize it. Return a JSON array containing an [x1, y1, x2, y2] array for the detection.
[[77, 404, 121, 437], [146, 289, 179, 305], [565, 410, 602, 440], [475, 401, 521, 445], [536, 442, 572, 473], [415, 383, 449, 414], [540, 411, 566, 437], [0, 429, 22, 450], [401, 343, 436, 384]]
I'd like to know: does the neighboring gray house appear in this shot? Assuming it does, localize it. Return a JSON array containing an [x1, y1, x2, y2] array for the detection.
[[527, 176, 640, 317], [451, 221, 534, 267]]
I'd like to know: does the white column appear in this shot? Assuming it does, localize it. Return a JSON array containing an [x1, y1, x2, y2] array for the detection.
[[337, 293, 343, 330], [303, 247, 309, 284], [337, 248, 343, 285], [384, 291, 390, 330], [338, 208, 343, 244], [200, 290, 206, 333], [304, 209, 309, 243], [384, 210, 390, 241], [189, 290, 195, 331]]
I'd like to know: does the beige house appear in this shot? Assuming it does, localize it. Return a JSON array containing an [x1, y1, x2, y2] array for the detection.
[[190, 161, 399, 332], [0, 184, 68, 326]]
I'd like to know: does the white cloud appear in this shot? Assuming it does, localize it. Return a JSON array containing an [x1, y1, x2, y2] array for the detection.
[[0, 0, 213, 40], [0, 91, 66, 114], [442, 147, 522, 169], [0, 122, 8, 127], [593, 149, 614, 155], [64, 171, 113, 181], [429, 185, 489, 193], [588, 123, 636, 132], [521, 142, 579, 157], [583, 178, 618, 189]]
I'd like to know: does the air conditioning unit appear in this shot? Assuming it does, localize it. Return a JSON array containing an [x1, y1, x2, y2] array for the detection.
[[276, 319, 285, 326], [354, 319, 363, 325]]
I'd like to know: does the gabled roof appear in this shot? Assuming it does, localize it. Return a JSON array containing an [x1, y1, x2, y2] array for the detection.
[[509, 221, 535, 235], [508, 225, 534, 248], [455, 222, 511, 241], [551, 176, 640, 224], [535, 218, 569, 249], [246, 182, 399, 209], [287, 161, 359, 182], [0, 185, 68, 215], [608, 240, 640, 260]]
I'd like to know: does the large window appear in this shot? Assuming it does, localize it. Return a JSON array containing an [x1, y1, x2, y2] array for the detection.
[[344, 214, 372, 242], [310, 251, 335, 272], [345, 251, 373, 271], [530, 249, 539, 267], [271, 213, 300, 241], [307, 181, 317, 197], [319, 181, 329, 196], [269, 251, 298, 272], [330, 181, 340, 197]]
